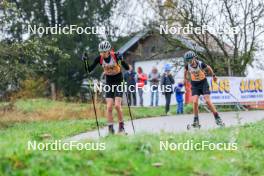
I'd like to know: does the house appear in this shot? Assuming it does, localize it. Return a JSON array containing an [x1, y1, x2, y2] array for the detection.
[[117, 30, 200, 106]]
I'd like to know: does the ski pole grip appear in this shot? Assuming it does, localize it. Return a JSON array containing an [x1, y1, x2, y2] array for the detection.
[[116, 52, 124, 61], [81, 52, 90, 73], [82, 52, 88, 61]]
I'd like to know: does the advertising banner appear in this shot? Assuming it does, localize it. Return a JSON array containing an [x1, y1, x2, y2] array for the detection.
[[206, 77, 264, 103]]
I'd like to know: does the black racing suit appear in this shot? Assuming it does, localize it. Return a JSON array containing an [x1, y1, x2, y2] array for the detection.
[[185, 60, 210, 96], [88, 53, 129, 99]]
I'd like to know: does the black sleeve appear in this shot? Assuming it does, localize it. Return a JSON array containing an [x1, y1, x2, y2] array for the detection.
[[200, 62, 207, 69], [121, 60, 129, 70], [88, 56, 100, 72], [115, 53, 129, 70]]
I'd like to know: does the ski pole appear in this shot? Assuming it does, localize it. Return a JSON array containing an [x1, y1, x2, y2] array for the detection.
[[82, 53, 101, 137], [117, 52, 136, 134], [123, 80, 136, 134], [212, 78, 248, 111]]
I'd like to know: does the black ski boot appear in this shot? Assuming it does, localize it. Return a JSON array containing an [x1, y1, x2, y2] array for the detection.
[[108, 124, 115, 135], [187, 117, 201, 130], [118, 122, 127, 135], [192, 117, 201, 128]]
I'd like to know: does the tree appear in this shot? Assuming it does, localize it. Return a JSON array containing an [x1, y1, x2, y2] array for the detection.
[[1, 0, 118, 99], [138, 0, 264, 76]]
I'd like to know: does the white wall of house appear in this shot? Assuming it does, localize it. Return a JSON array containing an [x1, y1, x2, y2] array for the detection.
[[133, 58, 185, 108]]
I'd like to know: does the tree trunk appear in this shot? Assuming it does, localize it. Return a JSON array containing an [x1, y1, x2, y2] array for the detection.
[[51, 82, 56, 100], [227, 57, 232, 76]]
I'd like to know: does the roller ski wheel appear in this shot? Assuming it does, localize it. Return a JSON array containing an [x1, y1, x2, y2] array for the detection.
[[117, 130, 128, 136], [187, 122, 201, 130], [117, 127, 128, 136], [215, 118, 225, 127], [107, 125, 115, 136]]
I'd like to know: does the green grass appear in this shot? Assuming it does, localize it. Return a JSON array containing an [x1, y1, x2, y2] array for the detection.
[[1, 118, 264, 175], [14, 98, 89, 113], [12, 98, 239, 115]]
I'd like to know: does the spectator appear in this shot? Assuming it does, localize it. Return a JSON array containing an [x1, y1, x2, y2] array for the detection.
[[124, 65, 137, 106], [137, 67, 147, 106], [174, 82, 185, 114], [161, 64, 175, 115], [149, 67, 160, 106]]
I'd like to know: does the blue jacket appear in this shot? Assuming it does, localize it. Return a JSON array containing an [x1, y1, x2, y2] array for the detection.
[[124, 71, 137, 85], [174, 83, 184, 102]]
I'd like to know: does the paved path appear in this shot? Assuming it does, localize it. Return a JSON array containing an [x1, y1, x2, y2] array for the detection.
[[66, 111, 264, 141]]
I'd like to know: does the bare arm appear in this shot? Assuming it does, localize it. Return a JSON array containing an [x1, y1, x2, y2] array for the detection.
[[206, 65, 215, 76], [184, 69, 189, 81]]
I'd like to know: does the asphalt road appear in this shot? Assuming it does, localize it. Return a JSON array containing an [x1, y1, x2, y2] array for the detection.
[[66, 110, 264, 141]]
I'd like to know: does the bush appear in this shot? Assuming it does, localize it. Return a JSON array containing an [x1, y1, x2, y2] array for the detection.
[[13, 77, 48, 99]]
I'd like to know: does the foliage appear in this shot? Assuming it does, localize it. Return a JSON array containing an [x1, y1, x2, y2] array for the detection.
[[0, 0, 118, 98], [13, 77, 48, 99]]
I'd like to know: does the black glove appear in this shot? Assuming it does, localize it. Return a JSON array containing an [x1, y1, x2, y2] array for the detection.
[[116, 52, 124, 61], [82, 52, 88, 61]]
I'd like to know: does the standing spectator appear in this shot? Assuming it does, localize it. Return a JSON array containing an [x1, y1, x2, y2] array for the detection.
[[149, 67, 160, 106], [161, 64, 175, 115], [124, 65, 137, 106], [174, 82, 185, 114], [137, 67, 147, 106]]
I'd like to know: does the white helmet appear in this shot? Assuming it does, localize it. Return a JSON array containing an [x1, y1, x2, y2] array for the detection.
[[98, 41, 111, 52]]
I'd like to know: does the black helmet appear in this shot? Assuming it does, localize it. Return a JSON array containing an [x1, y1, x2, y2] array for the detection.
[[183, 51, 196, 61]]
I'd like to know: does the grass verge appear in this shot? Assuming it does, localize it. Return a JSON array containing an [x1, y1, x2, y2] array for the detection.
[[0, 98, 241, 126], [0, 118, 264, 175]]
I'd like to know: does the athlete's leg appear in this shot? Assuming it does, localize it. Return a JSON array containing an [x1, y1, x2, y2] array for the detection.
[[201, 79, 219, 117], [203, 95, 217, 114], [106, 98, 114, 123], [192, 95, 199, 117], [114, 96, 126, 132], [114, 97, 123, 123], [204, 94, 224, 126], [106, 98, 115, 133]]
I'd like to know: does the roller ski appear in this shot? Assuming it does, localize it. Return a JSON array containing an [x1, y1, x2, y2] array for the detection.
[[215, 116, 225, 127], [187, 117, 201, 130], [117, 122, 128, 136], [107, 124, 115, 136]]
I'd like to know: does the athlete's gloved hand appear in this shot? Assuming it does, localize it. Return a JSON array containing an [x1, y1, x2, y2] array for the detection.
[[213, 75, 218, 82], [117, 52, 124, 61], [82, 52, 88, 61]]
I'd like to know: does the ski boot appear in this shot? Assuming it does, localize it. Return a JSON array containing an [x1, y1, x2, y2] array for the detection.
[[108, 124, 115, 135], [215, 116, 225, 127], [187, 117, 201, 130], [118, 122, 127, 135]]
